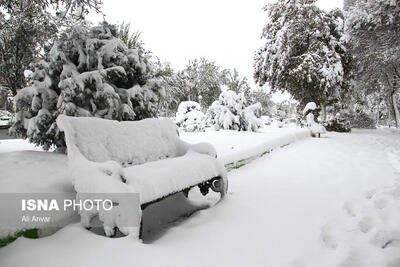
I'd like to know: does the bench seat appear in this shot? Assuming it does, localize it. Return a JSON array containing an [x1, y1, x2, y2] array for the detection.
[[124, 151, 226, 204]]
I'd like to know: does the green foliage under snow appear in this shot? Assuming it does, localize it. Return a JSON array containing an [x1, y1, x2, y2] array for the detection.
[[11, 23, 165, 150]]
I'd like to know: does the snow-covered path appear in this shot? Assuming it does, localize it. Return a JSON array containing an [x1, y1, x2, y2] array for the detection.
[[0, 130, 399, 267]]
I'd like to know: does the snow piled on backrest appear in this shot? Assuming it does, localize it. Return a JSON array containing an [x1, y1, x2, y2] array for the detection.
[[57, 115, 187, 166]]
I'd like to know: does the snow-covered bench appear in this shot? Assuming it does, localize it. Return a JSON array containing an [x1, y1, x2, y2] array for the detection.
[[56, 115, 228, 239]]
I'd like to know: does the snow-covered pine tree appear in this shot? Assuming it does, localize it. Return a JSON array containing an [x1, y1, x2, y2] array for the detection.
[[0, 0, 102, 97], [175, 101, 205, 132], [10, 23, 165, 150], [240, 102, 264, 132], [206, 90, 263, 132], [254, 0, 352, 120]]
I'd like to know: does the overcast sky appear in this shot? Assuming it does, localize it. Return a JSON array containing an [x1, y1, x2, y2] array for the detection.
[[90, 0, 343, 102]]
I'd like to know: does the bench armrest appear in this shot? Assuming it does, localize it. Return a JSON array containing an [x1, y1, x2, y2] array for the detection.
[[65, 143, 141, 237], [186, 142, 217, 158]]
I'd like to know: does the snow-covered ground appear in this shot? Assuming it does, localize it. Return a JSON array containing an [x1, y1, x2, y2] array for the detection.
[[0, 151, 71, 193], [0, 139, 43, 154], [0, 129, 399, 267]]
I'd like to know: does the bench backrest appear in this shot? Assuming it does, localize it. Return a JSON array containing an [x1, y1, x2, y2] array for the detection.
[[57, 115, 188, 166]]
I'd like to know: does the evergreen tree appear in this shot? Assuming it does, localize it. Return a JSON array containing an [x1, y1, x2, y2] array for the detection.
[[254, 0, 352, 120], [117, 22, 145, 52], [11, 23, 165, 150], [0, 0, 102, 96]]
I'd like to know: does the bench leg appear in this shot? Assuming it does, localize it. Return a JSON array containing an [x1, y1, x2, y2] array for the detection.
[[139, 216, 143, 240], [182, 188, 190, 198], [210, 177, 228, 198]]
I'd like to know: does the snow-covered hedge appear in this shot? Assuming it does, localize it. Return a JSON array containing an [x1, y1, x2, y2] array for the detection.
[[206, 90, 263, 132], [175, 101, 205, 132], [10, 23, 165, 150]]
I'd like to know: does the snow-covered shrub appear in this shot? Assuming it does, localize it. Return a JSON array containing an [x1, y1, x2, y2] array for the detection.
[[206, 90, 263, 132], [324, 117, 351, 132], [206, 91, 242, 131], [240, 103, 264, 131], [175, 101, 205, 132], [10, 23, 165, 150]]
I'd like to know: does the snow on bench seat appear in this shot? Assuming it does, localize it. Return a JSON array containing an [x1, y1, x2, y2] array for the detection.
[[124, 151, 226, 204]]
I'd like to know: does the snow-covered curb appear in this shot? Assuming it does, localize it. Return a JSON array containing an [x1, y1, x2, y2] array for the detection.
[[221, 129, 309, 168], [180, 127, 310, 169]]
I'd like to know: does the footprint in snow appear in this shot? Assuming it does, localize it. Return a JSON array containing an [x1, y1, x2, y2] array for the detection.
[[372, 230, 400, 249], [384, 183, 400, 200], [387, 257, 400, 267], [343, 201, 357, 217], [373, 197, 389, 210], [288, 260, 305, 267], [320, 225, 338, 250], [341, 249, 367, 267], [364, 189, 377, 200], [358, 216, 374, 233]]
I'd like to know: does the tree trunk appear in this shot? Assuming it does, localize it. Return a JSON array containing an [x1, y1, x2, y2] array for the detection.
[[376, 103, 380, 128], [392, 92, 400, 128], [321, 103, 327, 122]]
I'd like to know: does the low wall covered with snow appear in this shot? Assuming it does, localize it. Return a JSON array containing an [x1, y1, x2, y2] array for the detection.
[[180, 127, 310, 169]]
